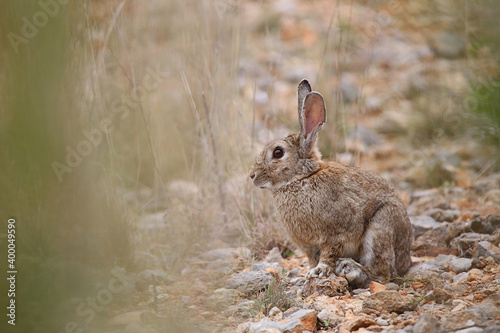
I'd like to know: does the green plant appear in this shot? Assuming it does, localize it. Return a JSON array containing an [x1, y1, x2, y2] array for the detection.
[[467, 75, 500, 145], [424, 160, 456, 188], [395, 276, 432, 290], [251, 277, 295, 316], [395, 276, 414, 289], [415, 294, 426, 305]]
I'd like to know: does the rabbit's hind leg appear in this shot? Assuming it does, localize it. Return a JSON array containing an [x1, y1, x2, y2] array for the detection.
[[358, 226, 394, 282], [336, 206, 397, 288], [361, 201, 413, 280], [335, 258, 377, 288]]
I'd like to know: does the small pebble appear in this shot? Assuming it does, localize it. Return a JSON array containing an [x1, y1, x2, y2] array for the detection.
[[467, 268, 484, 282], [352, 288, 369, 295], [386, 282, 399, 291], [376, 318, 389, 326], [287, 268, 301, 278], [441, 272, 455, 281]]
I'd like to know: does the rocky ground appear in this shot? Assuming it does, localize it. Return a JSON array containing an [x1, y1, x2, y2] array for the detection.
[[100, 177, 500, 333]]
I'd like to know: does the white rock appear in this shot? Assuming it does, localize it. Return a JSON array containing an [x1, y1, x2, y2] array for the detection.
[[413, 313, 444, 333], [453, 272, 469, 283], [265, 247, 283, 263], [454, 328, 484, 333], [376, 318, 389, 326], [268, 307, 282, 321], [450, 257, 472, 273], [410, 215, 441, 238]]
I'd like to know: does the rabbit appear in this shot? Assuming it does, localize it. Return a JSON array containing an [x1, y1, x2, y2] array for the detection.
[[249, 79, 413, 288]]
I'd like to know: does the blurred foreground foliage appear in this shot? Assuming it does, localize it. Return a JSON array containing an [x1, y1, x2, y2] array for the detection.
[[0, 2, 133, 332]]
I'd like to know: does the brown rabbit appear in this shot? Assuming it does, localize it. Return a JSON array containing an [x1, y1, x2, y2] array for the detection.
[[249, 79, 413, 288]]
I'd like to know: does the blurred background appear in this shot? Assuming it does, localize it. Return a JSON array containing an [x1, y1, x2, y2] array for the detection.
[[0, 0, 499, 332]]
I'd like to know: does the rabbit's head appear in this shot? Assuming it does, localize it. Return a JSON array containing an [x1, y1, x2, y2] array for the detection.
[[249, 79, 327, 191]]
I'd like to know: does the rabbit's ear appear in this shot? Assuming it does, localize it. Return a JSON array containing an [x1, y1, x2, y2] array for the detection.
[[300, 92, 326, 155], [297, 79, 312, 133]]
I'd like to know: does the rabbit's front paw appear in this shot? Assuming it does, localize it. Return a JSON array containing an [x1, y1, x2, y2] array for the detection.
[[305, 263, 332, 279], [335, 258, 371, 288]]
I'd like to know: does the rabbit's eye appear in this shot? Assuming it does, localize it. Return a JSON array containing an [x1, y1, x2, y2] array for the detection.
[[272, 147, 284, 159]]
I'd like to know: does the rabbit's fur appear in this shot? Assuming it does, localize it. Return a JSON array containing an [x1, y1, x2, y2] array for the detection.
[[249, 80, 413, 288]]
